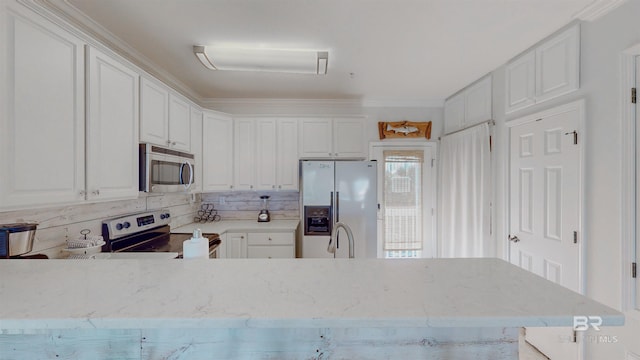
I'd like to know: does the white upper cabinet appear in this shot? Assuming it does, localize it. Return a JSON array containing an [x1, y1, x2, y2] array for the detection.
[[234, 117, 257, 191], [505, 24, 579, 114], [85, 46, 140, 201], [299, 117, 366, 159], [443, 75, 492, 134], [444, 92, 465, 134], [0, 6, 86, 208], [140, 77, 169, 145], [202, 111, 234, 191], [140, 77, 191, 151], [168, 94, 191, 151], [234, 117, 300, 191], [276, 118, 299, 191]]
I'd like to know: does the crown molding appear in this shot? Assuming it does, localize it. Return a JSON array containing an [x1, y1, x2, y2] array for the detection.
[[573, 0, 628, 21], [361, 98, 444, 108], [31, 0, 203, 104]]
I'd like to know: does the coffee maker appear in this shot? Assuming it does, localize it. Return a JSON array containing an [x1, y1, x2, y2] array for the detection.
[[0, 223, 46, 259]]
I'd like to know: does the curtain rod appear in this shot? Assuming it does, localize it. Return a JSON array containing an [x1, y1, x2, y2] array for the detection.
[[438, 119, 495, 140]]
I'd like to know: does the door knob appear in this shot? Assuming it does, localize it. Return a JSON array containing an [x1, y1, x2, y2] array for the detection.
[[509, 235, 520, 243]]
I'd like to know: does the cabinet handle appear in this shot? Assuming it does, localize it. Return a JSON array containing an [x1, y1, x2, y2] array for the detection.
[[241, 236, 244, 239], [328, 153, 332, 156], [92, 190, 100, 196], [172, 141, 177, 146], [167, 140, 171, 145], [268, 237, 272, 241], [268, 256, 272, 259], [272, 185, 276, 189], [250, 185, 253, 189], [79, 190, 86, 197], [230, 185, 233, 189], [278, 185, 282, 189]]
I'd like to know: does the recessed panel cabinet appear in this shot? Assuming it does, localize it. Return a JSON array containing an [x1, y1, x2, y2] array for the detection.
[[299, 117, 366, 159], [1, 7, 86, 208], [202, 111, 234, 191], [234, 117, 299, 191], [85, 46, 140, 201], [505, 24, 579, 114], [443, 75, 492, 135], [140, 78, 191, 151]]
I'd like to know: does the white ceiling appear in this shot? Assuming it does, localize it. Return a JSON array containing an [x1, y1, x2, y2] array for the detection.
[[59, 0, 597, 104]]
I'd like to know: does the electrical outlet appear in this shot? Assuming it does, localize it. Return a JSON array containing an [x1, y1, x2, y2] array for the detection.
[[219, 196, 225, 205]]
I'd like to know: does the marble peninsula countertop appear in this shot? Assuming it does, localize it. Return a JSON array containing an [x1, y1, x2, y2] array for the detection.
[[171, 219, 299, 235], [0, 258, 623, 331]]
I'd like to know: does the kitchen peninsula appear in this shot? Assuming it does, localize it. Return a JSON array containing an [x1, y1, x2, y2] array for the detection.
[[0, 258, 623, 359]]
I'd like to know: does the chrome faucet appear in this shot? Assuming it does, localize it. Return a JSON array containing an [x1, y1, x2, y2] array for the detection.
[[327, 222, 355, 258]]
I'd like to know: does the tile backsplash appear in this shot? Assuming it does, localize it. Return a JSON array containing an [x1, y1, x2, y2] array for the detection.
[[201, 191, 299, 221], [0, 193, 201, 259]]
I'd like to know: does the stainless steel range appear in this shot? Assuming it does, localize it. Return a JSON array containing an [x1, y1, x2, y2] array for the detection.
[[101, 210, 220, 258]]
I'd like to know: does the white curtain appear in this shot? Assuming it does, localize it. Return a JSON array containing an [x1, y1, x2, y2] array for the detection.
[[438, 123, 492, 258]]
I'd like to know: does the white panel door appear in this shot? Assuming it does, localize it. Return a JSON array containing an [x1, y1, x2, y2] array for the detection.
[[276, 118, 299, 190], [509, 101, 583, 360], [464, 75, 492, 126], [444, 93, 465, 134], [202, 111, 233, 191], [255, 118, 278, 190], [140, 77, 169, 146], [1, 9, 85, 208], [168, 94, 191, 151], [505, 51, 536, 114], [299, 118, 333, 158], [86, 46, 139, 201], [535, 24, 579, 103], [234, 117, 256, 191], [333, 117, 366, 158]]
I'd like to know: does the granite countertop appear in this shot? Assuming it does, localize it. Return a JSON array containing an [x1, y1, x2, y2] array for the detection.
[[0, 258, 623, 331], [171, 219, 300, 235]]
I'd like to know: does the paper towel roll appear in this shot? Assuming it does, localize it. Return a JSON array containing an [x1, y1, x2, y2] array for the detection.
[[183, 238, 209, 259]]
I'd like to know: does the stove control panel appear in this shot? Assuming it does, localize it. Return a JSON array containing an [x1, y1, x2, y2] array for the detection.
[[103, 210, 171, 240]]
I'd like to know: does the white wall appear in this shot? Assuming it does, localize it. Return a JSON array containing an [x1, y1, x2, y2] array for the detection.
[[491, 1, 640, 358]]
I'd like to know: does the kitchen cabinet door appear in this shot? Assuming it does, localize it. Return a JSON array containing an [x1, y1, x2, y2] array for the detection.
[[168, 94, 191, 151], [247, 245, 294, 259], [333, 117, 366, 158], [276, 118, 299, 190], [140, 77, 169, 146], [190, 107, 203, 193], [202, 111, 234, 191], [505, 51, 536, 114], [0, 7, 86, 208], [535, 24, 579, 103], [444, 93, 465, 134], [226, 232, 247, 258], [299, 118, 333, 158], [464, 76, 492, 126], [255, 118, 278, 190], [234, 118, 256, 191], [86, 46, 140, 201]]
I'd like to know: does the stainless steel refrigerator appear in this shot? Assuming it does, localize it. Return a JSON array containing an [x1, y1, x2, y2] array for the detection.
[[300, 160, 377, 258]]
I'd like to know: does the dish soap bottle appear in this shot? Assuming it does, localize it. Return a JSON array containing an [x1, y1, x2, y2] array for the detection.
[[183, 229, 208, 259]]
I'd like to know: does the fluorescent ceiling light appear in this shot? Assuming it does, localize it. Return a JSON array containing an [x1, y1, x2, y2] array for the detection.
[[193, 45, 328, 75]]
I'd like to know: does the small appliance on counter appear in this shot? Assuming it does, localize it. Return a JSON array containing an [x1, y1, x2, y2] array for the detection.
[[258, 195, 271, 222], [0, 223, 48, 259], [63, 229, 105, 256]]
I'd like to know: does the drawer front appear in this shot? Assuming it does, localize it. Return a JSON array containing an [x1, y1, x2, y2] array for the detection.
[[247, 245, 294, 259], [247, 232, 294, 245]]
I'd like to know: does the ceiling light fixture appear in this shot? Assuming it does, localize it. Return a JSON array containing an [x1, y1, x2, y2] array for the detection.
[[193, 45, 328, 75]]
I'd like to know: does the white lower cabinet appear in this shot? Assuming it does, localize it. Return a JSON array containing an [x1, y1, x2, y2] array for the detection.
[[247, 232, 295, 259], [226, 232, 248, 259], [222, 231, 295, 259]]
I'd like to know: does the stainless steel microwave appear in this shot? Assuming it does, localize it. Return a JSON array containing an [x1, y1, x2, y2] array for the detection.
[[139, 144, 195, 193]]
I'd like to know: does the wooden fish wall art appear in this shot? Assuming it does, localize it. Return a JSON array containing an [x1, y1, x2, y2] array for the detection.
[[378, 121, 432, 140]]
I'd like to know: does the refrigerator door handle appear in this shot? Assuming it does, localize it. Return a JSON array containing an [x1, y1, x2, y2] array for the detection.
[[336, 191, 340, 222]]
